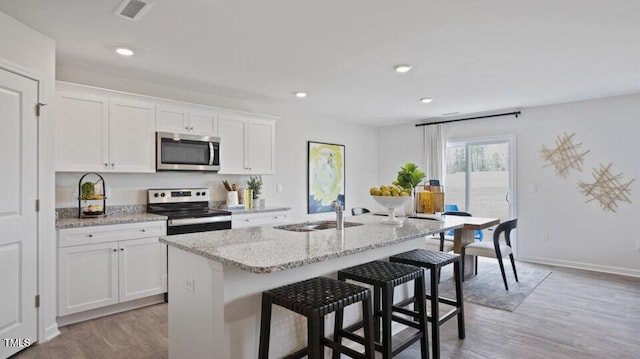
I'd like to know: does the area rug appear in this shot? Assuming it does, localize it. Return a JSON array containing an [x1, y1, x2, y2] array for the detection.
[[428, 260, 551, 312]]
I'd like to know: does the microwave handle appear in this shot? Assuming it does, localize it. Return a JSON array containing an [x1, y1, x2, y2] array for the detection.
[[209, 142, 214, 165]]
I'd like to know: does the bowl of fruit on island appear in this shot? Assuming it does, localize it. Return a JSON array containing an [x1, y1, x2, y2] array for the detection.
[[369, 185, 412, 225]]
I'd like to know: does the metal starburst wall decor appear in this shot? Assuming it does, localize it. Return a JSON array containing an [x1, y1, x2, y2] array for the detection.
[[541, 132, 590, 178], [578, 163, 633, 212]]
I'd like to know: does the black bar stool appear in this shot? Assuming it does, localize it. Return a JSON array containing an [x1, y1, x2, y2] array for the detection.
[[258, 276, 375, 359], [334, 261, 429, 359], [390, 249, 465, 359]]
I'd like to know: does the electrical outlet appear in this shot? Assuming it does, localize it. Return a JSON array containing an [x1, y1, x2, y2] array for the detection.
[[542, 232, 549, 242], [276, 184, 283, 193], [185, 277, 195, 293]]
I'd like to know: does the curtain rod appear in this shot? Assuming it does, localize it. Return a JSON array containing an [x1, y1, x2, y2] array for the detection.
[[415, 111, 521, 127]]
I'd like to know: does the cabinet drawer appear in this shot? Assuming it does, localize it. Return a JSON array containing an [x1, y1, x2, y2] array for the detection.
[[59, 221, 167, 247], [232, 211, 289, 229]]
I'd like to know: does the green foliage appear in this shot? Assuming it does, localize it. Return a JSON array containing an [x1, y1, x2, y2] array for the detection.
[[246, 176, 263, 199], [81, 182, 95, 200], [396, 163, 426, 190]]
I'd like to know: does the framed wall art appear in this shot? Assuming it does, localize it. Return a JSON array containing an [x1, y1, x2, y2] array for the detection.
[[307, 141, 345, 214]]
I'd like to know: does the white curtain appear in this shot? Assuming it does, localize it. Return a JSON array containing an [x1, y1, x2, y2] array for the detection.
[[422, 124, 447, 183]]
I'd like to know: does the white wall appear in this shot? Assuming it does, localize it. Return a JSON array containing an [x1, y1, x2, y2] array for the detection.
[[54, 70, 378, 222], [378, 94, 640, 276], [0, 11, 58, 340]]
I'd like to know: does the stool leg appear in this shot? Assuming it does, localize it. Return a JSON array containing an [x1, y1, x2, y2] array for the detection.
[[381, 284, 393, 359], [430, 267, 440, 359], [415, 277, 430, 359], [307, 312, 322, 359], [374, 286, 381, 343], [362, 295, 375, 359], [454, 260, 465, 339], [258, 295, 272, 359], [332, 308, 344, 359]]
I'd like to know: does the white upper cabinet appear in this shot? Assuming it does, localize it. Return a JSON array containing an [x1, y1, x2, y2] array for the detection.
[[188, 109, 218, 136], [155, 104, 189, 134], [218, 112, 276, 174], [55, 82, 276, 174], [156, 104, 218, 136], [55, 92, 109, 172], [55, 90, 156, 173], [109, 98, 156, 172]]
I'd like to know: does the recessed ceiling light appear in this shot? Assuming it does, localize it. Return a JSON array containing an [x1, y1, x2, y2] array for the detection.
[[116, 47, 134, 56], [294, 92, 307, 98], [420, 97, 433, 104], [394, 64, 413, 73]]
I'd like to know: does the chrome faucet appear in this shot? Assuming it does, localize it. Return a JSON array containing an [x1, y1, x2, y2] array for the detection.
[[331, 199, 344, 230]]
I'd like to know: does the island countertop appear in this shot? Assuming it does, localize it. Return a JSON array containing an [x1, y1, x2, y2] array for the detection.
[[160, 214, 460, 274]]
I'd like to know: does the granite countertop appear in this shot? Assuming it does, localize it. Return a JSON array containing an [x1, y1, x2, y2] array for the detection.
[[160, 214, 461, 274], [57, 213, 167, 229], [226, 206, 291, 215]]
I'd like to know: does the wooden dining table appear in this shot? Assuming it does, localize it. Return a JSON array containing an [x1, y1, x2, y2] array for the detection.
[[412, 214, 500, 278]]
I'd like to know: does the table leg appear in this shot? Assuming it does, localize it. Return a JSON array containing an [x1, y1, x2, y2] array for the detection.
[[453, 228, 477, 279]]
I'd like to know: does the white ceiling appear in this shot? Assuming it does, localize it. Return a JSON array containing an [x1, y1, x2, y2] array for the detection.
[[2, 0, 640, 126]]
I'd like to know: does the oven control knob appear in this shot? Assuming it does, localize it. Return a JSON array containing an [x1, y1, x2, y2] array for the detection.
[[154, 193, 159, 198], [160, 193, 166, 197]]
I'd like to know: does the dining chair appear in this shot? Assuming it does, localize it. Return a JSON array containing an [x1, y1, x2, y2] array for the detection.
[[461, 218, 518, 290], [351, 207, 370, 216]]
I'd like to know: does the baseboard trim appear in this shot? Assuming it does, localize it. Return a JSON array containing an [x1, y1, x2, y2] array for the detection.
[[56, 294, 165, 327], [517, 255, 640, 278], [44, 323, 61, 342]]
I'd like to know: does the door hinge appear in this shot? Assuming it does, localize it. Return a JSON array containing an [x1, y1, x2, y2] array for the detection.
[[36, 199, 40, 212], [36, 102, 47, 117], [35, 294, 40, 308]]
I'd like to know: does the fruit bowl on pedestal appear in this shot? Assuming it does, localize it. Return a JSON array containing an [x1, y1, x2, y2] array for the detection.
[[371, 195, 411, 225]]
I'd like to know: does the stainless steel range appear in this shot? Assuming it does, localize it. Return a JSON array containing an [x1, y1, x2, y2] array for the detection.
[[147, 188, 232, 235]]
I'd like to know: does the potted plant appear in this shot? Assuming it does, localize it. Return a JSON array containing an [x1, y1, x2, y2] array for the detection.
[[246, 176, 263, 208], [393, 163, 426, 215]]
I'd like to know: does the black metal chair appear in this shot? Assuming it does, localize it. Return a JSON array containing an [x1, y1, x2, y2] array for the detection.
[[461, 219, 518, 290], [351, 207, 371, 216], [259, 277, 375, 359]]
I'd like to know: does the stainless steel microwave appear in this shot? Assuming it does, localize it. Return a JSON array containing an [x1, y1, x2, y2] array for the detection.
[[156, 132, 221, 172]]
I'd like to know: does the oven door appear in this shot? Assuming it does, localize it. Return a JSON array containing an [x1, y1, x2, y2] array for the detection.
[[166, 216, 231, 235], [157, 132, 220, 172]]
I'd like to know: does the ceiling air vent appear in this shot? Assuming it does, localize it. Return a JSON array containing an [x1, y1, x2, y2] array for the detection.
[[115, 0, 151, 20]]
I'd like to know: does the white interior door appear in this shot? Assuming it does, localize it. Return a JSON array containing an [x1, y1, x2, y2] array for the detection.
[[0, 68, 39, 357]]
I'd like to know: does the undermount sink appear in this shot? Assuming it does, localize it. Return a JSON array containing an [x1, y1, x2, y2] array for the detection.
[[274, 220, 363, 232]]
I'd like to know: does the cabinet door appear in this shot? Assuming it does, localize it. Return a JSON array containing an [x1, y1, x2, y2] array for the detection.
[[118, 238, 167, 302], [55, 92, 109, 172], [246, 119, 275, 174], [109, 99, 156, 172], [156, 104, 190, 134], [58, 242, 119, 316], [218, 114, 247, 174], [189, 109, 218, 136]]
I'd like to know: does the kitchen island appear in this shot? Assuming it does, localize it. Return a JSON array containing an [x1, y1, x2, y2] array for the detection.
[[160, 214, 460, 359]]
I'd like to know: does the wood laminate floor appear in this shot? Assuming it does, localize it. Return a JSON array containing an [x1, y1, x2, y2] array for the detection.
[[12, 261, 640, 359]]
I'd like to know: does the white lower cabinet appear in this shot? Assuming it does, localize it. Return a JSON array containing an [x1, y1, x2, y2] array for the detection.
[[58, 221, 167, 317], [231, 210, 290, 229]]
